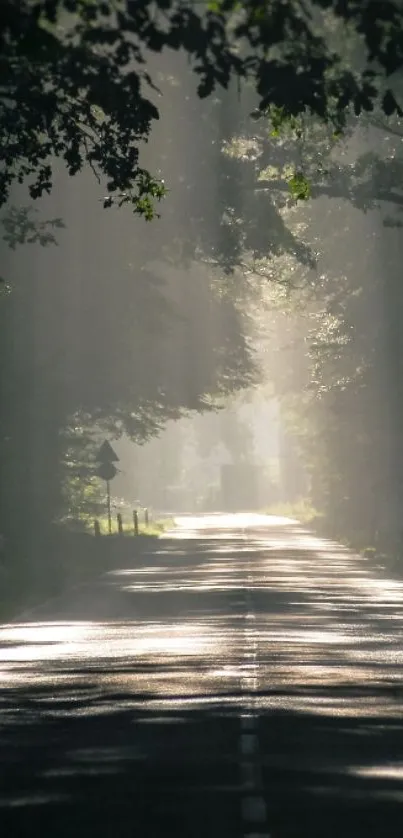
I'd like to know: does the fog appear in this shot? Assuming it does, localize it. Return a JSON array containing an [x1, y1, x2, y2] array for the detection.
[[4, 11, 403, 838], [111, 391, 282, 513], [1, 21, 403, 585]]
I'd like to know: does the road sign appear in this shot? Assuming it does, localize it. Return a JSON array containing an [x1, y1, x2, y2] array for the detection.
[[96, 440, 119, 464], [96, 462, 117, 482], [95, 440, 119, 534]]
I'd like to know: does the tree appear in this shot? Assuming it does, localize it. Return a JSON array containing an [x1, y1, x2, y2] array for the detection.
[[253, 158, 403, 551], [0, 99, 259, 541], [1, 1, 403, 219], [3, 0, 403, 555], [0, 236, 257, 539], [216, 63, 403, 552]]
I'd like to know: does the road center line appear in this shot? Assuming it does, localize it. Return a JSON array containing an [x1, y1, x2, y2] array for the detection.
[[241, 714, 256, 731], [240, 560, 270, 838], [244, 834, 271, 838], [241, 760, 257, 789], [240, 733, 258, 756], [242, 796, 268, 823]]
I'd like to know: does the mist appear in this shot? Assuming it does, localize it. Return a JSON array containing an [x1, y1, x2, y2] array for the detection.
[[110, 391, 282, 514], [3, 8, 403, 838], [1, 6, 403, 594]]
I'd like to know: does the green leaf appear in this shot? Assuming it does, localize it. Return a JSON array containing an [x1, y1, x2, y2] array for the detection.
[[288, 171, 311, 201]]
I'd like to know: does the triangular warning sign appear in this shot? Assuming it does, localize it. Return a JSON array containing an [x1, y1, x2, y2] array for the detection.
[[96, 440, 119, 463]]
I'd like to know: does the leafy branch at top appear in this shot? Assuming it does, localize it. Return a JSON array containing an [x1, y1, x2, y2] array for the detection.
[[1, 1, 402, 216]]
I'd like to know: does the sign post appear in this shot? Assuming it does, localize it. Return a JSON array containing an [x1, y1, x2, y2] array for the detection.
[[95, 441, 119, 534]]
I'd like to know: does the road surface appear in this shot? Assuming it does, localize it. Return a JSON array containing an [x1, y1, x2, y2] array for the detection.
[[1, 513, 403, 837]]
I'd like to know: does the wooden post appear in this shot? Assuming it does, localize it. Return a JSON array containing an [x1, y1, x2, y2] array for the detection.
[[94, 520, 101, 537], [117, 512, 123, 535], [106, 479, 112, 534], [133, 509, 139, 536]]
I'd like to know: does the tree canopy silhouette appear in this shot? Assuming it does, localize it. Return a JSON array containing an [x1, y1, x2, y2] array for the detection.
[[1, 1, 402, 216]]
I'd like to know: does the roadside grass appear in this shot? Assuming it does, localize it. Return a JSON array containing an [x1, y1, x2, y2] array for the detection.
[[63, 512, 175, 538], [92, 516, 175, 537], [265, 498, 321, 525], [0, 517, 175, 622], [265, 500, 403, 577]]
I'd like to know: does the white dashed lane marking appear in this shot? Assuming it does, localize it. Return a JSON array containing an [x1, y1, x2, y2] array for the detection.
[[244, 834, 271, 838], [239, 559, 271, 837], [242, 796, 268, 823], [241, 714, 256, 731], [240, 734, 258, 757], [240, 761, 257, 790]]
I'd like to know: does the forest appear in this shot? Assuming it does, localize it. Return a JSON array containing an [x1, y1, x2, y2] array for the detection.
[[1, 0, 403, 602]]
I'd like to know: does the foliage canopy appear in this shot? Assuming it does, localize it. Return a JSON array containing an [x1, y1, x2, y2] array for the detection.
[[1, 1, 402, 215]]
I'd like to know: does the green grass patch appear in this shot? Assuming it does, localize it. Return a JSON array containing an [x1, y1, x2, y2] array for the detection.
[[264, 498, 320, 524], [68, 513, 175, 537], [0, 516, 176, 622]]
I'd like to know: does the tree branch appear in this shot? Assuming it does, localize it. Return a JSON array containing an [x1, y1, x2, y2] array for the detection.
[[253, 179, 403, 208]]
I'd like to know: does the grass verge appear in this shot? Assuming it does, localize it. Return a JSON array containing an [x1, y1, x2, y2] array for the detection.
[[265, 499, 321, 525], [265, 499, 402, 577], [0, 518, 174, 622]]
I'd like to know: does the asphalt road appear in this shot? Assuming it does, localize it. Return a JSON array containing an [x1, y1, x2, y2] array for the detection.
[[1, 512, 403, 837]]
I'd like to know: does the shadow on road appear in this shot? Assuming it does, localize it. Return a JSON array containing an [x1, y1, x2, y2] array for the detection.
[[0, 685, 242, 838], [1, 680, 403, 837], [2, 523, 403, 836]]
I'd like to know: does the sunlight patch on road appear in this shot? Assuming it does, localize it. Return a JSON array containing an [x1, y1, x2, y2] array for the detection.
[[0, 621, 94, 662], [0, 793, 70, 809], [121, 582, 242, 592], [0, 620, 217, 668], [0, 622, 89, 645], [255, 693, 403, 718], [173, 513, 298, 531], [0, 615, 239, 714], [348, 763, 403, 779]]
